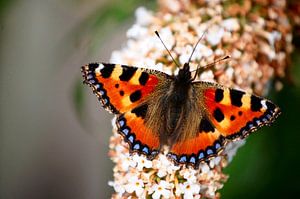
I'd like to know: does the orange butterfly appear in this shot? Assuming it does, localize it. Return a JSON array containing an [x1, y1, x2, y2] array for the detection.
[[81, 31, 281, 168]]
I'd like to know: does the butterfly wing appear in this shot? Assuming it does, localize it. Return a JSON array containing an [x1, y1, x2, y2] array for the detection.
[[81, 63, 171, 157], [116, 108, 160, 158], [168, 81, 280, 167], [81, 63, 168, 114], [168, 127, 226, 166], [202, 83, 281, 139]]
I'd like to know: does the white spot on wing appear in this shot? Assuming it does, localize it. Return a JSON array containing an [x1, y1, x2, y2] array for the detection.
[[95, 64, 104, 74], [261, 100, 268, 110]]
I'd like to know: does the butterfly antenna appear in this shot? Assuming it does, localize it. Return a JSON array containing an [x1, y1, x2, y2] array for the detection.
[[155, 31, 180, 68], [191, 55, 231, 80], [187, 29, 208, 64]]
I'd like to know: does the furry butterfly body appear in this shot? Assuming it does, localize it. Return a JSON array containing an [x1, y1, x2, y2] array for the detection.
[[81, 61, 280, 167]]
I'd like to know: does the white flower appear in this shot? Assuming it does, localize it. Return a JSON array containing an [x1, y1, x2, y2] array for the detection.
[[135, 7, 153, 26], [209, 156, 222, 168], [179, 169, 197, 183], [221, 18, 240, 31], [199, 70, 215, 82], [206, 25, 225, 46], [153, 154, 180, 177], [179, 45, 193, 64], [199, 162, 210, 174], [225, 67, 235, 79], [154, 27, 175, 52], [148, 180, 173, 199], [127, 24, 148, 39], [110, 50, 123, 63], [175, 182, 201, 199], [269, 31, 281, 47], [118, 153, 136, 171], [132, 154, 153, 171], [124, 175, 145, 197], [224, 139, 245, 162], [108, 181, 126, 196]]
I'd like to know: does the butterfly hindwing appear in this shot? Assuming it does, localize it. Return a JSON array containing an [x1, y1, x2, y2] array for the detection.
[[81, 63, 168, 114], [202, 83, 281, 140], [116, 106, 160, 159], [168, 121, 226, 167]]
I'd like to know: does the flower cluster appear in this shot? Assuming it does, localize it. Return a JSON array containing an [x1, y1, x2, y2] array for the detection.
[[109, 120, 245, 198], [107, 0, 292, 198]]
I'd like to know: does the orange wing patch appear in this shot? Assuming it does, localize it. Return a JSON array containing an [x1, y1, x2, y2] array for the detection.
[[116, 107, 160, 159], [81, 63, 163, 114], [204, 87, 281, 140], [168, 127, 225, 167]]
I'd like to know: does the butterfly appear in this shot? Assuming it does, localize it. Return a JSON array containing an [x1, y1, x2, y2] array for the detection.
[[81, 31, 281, 168]]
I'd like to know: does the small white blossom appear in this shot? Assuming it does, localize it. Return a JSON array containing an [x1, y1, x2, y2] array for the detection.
[[180, 169, 197, 183], [206, 25, 225, 46], [108, 181, 126, 196], [135, 7, 153, 26], [269, 31, 282, 47], [179, 45, 193, 64], [209, 156, 222, 168], [224, 140, 246, 162], [199, 162, 210, 174], [154, 27, 175, 51], [221, 18, 240, 31], [148, 180, 172, 199], [124, 175, 145, 197], [178, 182, 201, 199], [199, 70, 215, 82], [127, 24, 148, 39], [132, 154, 153, 171]]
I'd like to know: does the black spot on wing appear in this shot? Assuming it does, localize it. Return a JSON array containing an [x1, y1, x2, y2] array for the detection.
[[130, 90, 142, 102], [230, 89, 244, 107], [199, 117, 215, 133], [119, 66, 137, 81], [139, 72, 149, 86], [230, 115, 235, 121], [119, 90, 124, 96], [131, 104, 148, 119], [251, 95, 262, 112], [215, 89, 224, 102], [100, 63, 115, 78], [88, 63, 99, 70], [213, 107, 225, 122]]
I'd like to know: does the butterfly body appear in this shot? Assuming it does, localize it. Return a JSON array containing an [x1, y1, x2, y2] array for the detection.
[[82, 62, 280, 167]]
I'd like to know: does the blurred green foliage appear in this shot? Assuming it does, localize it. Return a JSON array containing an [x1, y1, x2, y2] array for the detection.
[[0, 0, 14, 15]]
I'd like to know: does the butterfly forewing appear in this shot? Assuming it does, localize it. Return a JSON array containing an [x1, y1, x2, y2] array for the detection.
[[81, 63, 168, 113], [201, 83, 281, 140], [82, 63, 170, 158]]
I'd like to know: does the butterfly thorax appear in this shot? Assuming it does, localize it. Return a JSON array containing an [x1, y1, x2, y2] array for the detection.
[[149, 63, 202, 146]]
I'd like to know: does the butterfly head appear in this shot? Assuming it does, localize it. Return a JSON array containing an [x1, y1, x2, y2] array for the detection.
[[175, 62, 192, 84]]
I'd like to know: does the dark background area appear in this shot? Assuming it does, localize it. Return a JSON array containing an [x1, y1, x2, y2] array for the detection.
[[0, 1, 299, 198]]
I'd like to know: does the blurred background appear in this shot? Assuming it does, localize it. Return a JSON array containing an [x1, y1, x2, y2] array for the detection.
[[0, 0, 299, 199]]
